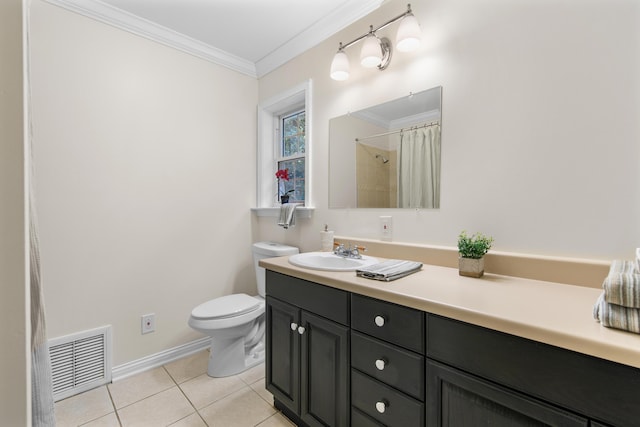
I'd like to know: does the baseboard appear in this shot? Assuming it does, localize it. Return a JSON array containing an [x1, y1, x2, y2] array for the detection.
[[111, 337, 210, 382]]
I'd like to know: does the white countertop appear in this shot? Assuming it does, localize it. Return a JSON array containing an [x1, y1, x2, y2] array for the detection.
[[260, 255, 640, 369]]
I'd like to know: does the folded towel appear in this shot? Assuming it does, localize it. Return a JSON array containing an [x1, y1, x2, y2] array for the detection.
[[277, 203, 300, 229], [603, 273, 640, 308], [636, 248, 640, 273], [594, 292, 640, 334], [602, 260, 640, 308], [356, 259, 422, 282], [608, 260, 636, 275]]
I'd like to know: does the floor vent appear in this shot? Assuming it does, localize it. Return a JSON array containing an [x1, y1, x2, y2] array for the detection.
[[49, 325, 112, 402]]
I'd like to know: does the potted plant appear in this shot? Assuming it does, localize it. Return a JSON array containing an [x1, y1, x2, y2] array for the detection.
[[275, 168, 295, 204], [457, 230, 494, 278], [280, 190, 294, 204]]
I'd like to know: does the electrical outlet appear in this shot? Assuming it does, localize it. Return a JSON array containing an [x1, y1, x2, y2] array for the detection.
[[380, 216, 392, 241], [141, 313, 155, 334]]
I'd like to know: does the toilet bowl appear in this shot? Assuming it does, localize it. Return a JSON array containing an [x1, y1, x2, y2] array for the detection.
[[188, 242, 299, 377]]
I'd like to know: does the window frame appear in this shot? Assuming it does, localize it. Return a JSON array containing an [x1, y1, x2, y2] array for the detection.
[[276, 108, 306, 204], [257, 80, 312, 209]]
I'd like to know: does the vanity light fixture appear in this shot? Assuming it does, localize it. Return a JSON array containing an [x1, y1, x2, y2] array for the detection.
[[330, 3, 421, 81]]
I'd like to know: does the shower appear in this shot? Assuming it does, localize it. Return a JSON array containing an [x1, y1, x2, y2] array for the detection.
[[375, 154, 389, 164]]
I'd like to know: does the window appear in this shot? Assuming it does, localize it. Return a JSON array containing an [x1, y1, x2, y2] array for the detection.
[[277, 110, 305, 203], [256, 80, 312, 209]]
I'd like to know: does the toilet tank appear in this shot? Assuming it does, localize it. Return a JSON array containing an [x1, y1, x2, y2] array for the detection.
[[252, 242, 299, 297]]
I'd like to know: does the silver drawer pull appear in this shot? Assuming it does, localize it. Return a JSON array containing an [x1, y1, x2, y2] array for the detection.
[[297, 326, 306, 335], [290, 322, 298, 331], [374, 315, 385, 327], [375, 359, 386, 371], [375, 400, 387, 413]]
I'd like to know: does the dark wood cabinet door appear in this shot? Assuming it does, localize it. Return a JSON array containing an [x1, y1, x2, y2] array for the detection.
[[426, 360, 588, 427], [300, 311, 350, 427], [266, 297, 300, 415]]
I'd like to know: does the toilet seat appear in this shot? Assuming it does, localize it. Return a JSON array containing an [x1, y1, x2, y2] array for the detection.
[[191, 293, 260, 320], [187, 241, 298, 377]]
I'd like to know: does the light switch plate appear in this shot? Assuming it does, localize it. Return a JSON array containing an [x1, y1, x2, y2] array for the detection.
[[141, 313, 155, 334], [380, 216, 392, 241]]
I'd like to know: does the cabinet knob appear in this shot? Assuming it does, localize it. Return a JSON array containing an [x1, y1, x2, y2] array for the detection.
[[375, 400, 388, 414], [375, 359, 386, 371], [297, 326, 306, 335], [374, 315, 385, 327], [290, 322, 298, 331]]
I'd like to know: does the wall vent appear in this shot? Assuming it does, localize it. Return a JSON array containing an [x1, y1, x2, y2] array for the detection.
[[49, 325, 112, 402]]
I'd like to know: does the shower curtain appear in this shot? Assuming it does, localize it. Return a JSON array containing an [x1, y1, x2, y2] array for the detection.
[[398, 125, 441, 209], [30, 188, 56, 426], [27, 1, 56, 422]]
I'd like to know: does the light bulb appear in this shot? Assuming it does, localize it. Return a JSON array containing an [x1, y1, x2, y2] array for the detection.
[[330, 50, 350, 81], [360, 34, 383, 68], [396, 13, 421, 52]]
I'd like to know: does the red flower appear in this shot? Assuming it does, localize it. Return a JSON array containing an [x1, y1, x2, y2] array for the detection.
[[275, 169, 289, 181]]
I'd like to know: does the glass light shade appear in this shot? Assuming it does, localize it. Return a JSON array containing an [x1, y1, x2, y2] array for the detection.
[[396, 13, 421, 52], [360, 34, 383, 68], [330, 50, 350, 81]]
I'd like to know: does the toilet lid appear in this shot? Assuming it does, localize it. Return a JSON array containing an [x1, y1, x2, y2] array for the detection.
[[191, 293, 261, 320]]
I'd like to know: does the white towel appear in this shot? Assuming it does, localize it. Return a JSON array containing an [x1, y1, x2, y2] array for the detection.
[[278, 203, 300, 229], [356, 259, 423, 281]]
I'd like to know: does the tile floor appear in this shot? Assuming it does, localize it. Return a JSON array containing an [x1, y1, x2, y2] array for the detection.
[[54, 350, 295, 427]]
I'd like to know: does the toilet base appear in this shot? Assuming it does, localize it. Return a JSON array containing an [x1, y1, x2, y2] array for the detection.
[[207, 336, 265, 378]]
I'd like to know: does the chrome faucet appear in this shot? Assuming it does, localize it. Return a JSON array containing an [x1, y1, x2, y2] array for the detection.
[[333, 242, 366, 259]]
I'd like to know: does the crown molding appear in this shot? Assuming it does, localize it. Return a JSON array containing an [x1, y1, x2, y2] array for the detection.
[[255, 0, 384, 78], [390, 110, 441, 129], [352, 109, 441, 132], [44, 0, 258, 77], [352, 109, 391, 129], [44, 0, 383, 79]]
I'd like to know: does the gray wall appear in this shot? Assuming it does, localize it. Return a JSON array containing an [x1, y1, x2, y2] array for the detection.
[[0, 0, 29, 424]]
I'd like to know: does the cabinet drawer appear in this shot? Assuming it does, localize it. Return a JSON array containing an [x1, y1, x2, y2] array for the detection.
[[351, 407, 385, 426], [351, 331, 424, 400], [351, 294, 425, 353], [351, 369, 424, 427], [266, 271, 349, 325]]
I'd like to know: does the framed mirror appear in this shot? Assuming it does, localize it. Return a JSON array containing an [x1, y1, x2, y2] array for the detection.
[[329, 86, 442, 209]]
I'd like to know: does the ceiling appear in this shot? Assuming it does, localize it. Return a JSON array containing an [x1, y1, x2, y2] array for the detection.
[[53, 0, 384, 77]]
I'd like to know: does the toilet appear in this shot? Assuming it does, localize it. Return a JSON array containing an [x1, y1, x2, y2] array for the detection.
[[188, 242, 299, 377]]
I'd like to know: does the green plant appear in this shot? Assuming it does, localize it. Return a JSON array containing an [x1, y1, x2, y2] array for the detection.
[[458, 230, 494, 259]]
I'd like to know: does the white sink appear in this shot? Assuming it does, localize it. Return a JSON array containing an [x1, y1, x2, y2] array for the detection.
[[288, 252, 378, 272]]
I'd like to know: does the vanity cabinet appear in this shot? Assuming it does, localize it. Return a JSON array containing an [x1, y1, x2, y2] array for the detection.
[[350, 295, 425, 426], [426, 314, 639, 427], [265, 269, 639, 427], [265, 271, 350, 427]]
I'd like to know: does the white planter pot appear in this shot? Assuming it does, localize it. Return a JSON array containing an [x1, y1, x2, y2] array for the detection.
[[458, 257, 485, 278]]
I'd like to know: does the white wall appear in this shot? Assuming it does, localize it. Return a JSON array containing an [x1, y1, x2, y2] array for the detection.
[[0, 0, 29, 424], [30, 0, 258, 365], [257, 0, 640, 260], [21, 0, 640, 376]]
